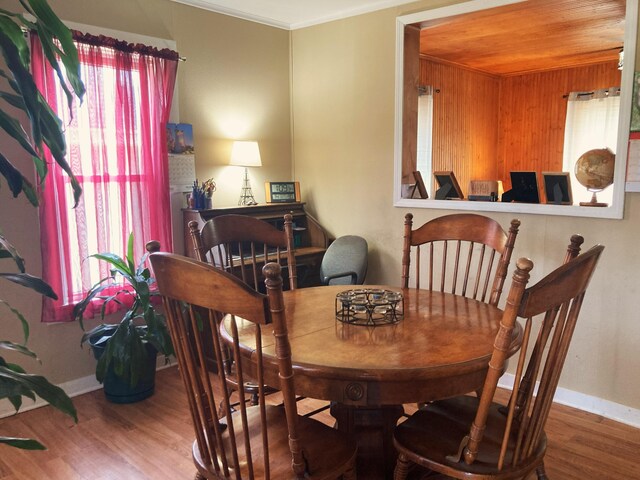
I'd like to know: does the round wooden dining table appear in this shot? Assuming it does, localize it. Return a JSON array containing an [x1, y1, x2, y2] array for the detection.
[[223, 285, 522, 480]]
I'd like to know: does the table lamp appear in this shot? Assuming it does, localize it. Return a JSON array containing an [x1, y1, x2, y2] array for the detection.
[[230, 140, 262, 205]]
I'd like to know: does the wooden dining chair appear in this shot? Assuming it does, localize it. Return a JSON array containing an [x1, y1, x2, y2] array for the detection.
[[402, 213, 520, 306], [393, 242, 604, 480], [150, 253, 357, 480], [189, 213, 297, 292], [189, 213, 297, 405]]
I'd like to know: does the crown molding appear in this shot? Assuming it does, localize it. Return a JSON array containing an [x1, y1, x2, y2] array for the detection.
[[170, 0, 417, 30]]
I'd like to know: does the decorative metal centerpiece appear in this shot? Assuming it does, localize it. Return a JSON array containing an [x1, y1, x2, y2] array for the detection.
[[335, 289, 404, 326]]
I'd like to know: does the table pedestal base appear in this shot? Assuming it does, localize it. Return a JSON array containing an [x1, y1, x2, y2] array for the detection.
[[330, 403, 404, 480]]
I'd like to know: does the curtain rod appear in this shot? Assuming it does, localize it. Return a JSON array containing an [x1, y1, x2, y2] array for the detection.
[[563, 87, 619, 99], [23, 25, 186, 61]]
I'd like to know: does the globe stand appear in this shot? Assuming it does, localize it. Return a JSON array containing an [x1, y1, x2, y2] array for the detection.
[[579, 190, 607, 207]]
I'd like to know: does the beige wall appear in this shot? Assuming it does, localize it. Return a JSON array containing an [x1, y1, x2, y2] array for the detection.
[[0, 0, 292, 385], [291, 1, 640, 410]]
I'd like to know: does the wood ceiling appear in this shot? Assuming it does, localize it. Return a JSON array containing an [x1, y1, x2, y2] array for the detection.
[[419, 0, 625, 76]]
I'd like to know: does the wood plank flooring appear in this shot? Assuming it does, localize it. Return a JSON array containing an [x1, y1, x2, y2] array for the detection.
[[0, 367, 638, 479]]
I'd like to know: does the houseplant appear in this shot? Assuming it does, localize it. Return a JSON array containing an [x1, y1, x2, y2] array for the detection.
[[73, 233, 173, 403], [0, 0, 85, 449]]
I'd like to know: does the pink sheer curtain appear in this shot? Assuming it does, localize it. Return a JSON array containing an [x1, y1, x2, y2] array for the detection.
[[32, 32, 178, 322]]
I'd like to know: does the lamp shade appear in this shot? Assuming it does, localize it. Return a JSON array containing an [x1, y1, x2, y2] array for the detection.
[[230, 141, 262, 167]]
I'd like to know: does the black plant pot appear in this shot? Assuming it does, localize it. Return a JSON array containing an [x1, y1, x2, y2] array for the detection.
[[89, 338, 158, 404]]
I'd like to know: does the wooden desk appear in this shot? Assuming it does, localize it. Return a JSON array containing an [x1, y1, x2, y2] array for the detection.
[[183, 202, 331, 287], [223, 286, 521, 479]]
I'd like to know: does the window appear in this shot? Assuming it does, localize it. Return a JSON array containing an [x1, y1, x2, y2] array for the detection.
[[32, 32, 178, 322], [416, 85, 434, 195], [562, 88, 620, 205]]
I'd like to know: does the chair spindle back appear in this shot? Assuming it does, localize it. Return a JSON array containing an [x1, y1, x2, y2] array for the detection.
[[189, 213, 297, 291], [402, 213, 520, 305]]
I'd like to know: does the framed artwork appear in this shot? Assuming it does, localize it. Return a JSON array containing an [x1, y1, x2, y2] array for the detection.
[[412, 171, 428, 199], [433, 171, 464, 200], [167, 123, 194, 154], [542, 172, 572, 205], [509, 171, 540, 204], [265, 181, 301, 203]]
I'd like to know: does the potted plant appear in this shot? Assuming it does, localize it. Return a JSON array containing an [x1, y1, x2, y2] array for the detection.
[[73, 233, 173, 403], [0, 0, 85, 449]]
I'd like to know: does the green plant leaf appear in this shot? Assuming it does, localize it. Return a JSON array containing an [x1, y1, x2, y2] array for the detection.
[[0, 15, 29, 67], [72, 278, 113, 329], [0, 108, 38, 157], [0, 88, 26, 109], [31, 90, 82, 205], [0, 13, 83, 207], [27, 0, 85, 100], [0, 436, 46, 450], [137, 254, 150, 276], [0, 341, 38, 360], [80, 323, 117, 347], [0, 366, 77, 422], [0, 272, 57, 298], [0, 300, 30, 343], [126, 232, 135, 275], [0, 232, 25, 271], [0, 359, 33, 411], [91, 253, 134, 280], [0, 27, 42, 155], [0, 152, 37, 205]]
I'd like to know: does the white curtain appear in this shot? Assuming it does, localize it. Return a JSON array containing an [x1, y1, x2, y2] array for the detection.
[[416, 86, 434, 195], [562, 87, 620, 205]]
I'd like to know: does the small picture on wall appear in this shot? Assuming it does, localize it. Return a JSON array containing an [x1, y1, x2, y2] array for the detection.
[[167, 123, 195, 154], [542, 172, 573, 205]]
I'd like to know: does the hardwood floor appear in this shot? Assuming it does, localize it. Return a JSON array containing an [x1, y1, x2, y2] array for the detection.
[[0, 367, 638, 479]]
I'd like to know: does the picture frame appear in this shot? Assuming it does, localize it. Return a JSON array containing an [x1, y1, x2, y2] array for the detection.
[[468, 179, 499, 201], [265, 181, 301, 203], [412, 171, 428, 199], [509, 171, 540, 204], [433, 171, 464, 200], [542, 172, 573, 205], [166, 123, 194, 154]]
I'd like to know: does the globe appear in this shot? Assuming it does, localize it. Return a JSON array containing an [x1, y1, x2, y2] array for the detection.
[[574, 148, 615, 207]]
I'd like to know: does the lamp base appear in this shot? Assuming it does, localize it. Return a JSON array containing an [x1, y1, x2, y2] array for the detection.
[[238, 167, 257, 206]]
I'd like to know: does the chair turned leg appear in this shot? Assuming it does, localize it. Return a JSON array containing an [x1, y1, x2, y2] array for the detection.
[[394, 453, 411, 480], [342, 462, 357, 480], [536, 463, 549, 480]]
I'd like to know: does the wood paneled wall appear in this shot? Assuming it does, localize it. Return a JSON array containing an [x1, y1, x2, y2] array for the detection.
[[417, 59, 621, 194], [420, 59, 500, 196], [497, 61, 621, 189]]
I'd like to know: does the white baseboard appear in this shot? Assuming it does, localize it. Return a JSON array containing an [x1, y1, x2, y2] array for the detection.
[[0, 363, 176, 419], [498, 373, 640, 429]]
